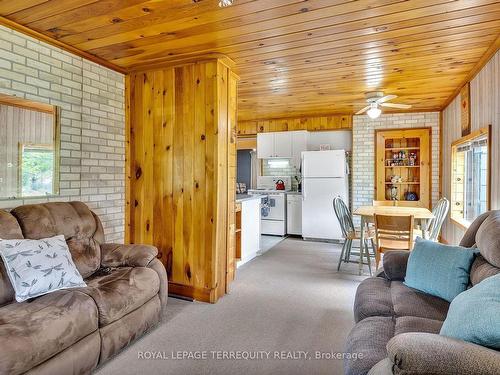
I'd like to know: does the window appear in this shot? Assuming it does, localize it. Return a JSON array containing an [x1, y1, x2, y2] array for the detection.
[[451, 126, 491, 228], [20, 144, 55, 197]]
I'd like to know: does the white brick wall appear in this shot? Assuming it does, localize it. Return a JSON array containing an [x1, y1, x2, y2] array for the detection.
[[0, 25, 125, 243], [352, 112, 440, 216]]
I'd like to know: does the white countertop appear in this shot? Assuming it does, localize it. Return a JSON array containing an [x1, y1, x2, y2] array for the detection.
[[236, 194, 267, 203], [248, 189, 301, 195]]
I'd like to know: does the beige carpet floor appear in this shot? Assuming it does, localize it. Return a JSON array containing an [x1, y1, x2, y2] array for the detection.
[[95, 237, 368, 375]]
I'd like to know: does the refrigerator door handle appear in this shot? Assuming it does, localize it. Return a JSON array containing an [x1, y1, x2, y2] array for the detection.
[[302, 182, 306, 201]]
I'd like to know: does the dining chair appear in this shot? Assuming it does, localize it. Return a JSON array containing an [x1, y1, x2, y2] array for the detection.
[[414, 198, 450, 241], [373, 200, 399, 207], [373, 214, 414, 269], [333, 196, 376, 275]]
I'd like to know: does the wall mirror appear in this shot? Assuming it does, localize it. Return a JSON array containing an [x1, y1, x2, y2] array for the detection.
[[450, 125, 491, 228], [0, 94, 60, 200]]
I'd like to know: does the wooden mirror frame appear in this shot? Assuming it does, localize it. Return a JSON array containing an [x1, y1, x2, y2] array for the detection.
[[0, 94, 60, 200]]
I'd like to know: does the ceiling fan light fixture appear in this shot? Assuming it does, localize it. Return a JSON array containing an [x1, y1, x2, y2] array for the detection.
[[218, 0, 234, 7], [367, 104, 381, 119]]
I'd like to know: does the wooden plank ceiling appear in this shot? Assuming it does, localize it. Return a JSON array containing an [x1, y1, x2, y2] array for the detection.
[[1, 0, 499, 121]]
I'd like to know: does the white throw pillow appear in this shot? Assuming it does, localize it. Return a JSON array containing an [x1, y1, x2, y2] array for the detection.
[[0, 234, 86, 302]]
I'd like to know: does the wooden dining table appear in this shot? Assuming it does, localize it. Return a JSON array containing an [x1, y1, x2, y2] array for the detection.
[[352, 205, 434, 275]]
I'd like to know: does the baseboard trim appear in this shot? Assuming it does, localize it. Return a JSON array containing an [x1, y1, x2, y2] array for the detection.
[[168, 282, 216, 303]]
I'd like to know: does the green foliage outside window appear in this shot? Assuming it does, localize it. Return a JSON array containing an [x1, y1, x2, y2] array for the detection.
[[21, 147, 54, 197]]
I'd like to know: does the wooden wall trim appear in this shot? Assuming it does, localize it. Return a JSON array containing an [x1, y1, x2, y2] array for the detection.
[[441, 34, 500, 110], [238, 114, 353, 136], [0, 93, 54, 113], [126, 53, 237, 73], [0, 17, 127, 74], [168, 282, 215, 303]]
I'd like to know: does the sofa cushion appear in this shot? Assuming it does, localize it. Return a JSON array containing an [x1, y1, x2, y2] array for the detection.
[[476, 211, 500, 268], [391, 281, 450, 321], [0, 210, 24, 239], [0, 210, 23, 305], [0, 290, 98, 375], [440, 274, 500, 349], [470, 255, 500, 286], [0, 235, 86, 302], [394, 316, 443, 336], [354, 277, 393, 323], [404, 239, 477, 302], [77, 267, 160, 326], [354, 278, 450, 323], [11, 202, 103, 278]]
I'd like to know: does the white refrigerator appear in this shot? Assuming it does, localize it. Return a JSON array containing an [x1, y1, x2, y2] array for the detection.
[[301, 150, 349, 240]]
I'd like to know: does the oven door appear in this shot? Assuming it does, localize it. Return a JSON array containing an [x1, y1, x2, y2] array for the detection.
[[262, 194, 285, 221]]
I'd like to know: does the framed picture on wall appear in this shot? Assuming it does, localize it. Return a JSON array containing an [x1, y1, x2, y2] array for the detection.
[[460, 83, 471, 137]]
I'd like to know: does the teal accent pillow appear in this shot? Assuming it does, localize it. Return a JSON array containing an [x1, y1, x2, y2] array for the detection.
[[440, 274, 500, 349], [404, 238, 477, 302]]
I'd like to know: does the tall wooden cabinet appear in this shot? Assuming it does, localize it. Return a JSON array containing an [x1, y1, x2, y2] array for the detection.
[[375, 128, 431, 208]]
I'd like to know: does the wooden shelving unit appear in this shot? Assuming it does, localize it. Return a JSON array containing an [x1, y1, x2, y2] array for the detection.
[[375, 128, 431, 208]]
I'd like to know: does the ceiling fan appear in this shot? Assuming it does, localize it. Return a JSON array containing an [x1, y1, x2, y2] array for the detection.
[[355, 92, 412, 119]]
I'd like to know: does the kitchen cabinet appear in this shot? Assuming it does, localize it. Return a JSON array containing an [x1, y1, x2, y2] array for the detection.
[[274, 132, 292, 158], [291, 131, 308, 169], [287, 194, 302, 235], [257, 133, 275, 158], [236, 196, 261, 267], [257, 132, 292, 158]]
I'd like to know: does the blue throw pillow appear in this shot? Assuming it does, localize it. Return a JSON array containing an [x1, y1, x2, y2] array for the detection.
[[404, 238, 477, 302], [440, 274, 500, 349]]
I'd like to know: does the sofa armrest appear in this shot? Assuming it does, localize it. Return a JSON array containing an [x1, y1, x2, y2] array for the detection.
[[381, 251, 410, 281], [387, 333, 500, 375], [101, 243, 158, 268], [367, 358, 393, 375], [101, 243, 168, 312]]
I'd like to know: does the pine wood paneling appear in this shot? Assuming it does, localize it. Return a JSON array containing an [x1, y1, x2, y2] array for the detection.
[[126, 59, 238, 302], [2, 1, 499, 120], [238, 114, 352, 136], [441, 50, 499, 244]]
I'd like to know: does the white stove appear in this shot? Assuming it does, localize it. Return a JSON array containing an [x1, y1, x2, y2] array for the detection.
[[248, 176, 291, 236]]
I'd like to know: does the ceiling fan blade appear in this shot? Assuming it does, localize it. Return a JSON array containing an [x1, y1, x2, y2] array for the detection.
[[355, 105, 370, 115], [380, 102, 412, 109], [376, 94, 397, 104]]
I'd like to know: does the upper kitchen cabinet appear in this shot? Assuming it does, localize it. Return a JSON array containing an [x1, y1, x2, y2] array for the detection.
[[257, 133, 275, 158], [291, 131, 308, 169], [274, 132, 292, 158], [257, 132, 292, 158]]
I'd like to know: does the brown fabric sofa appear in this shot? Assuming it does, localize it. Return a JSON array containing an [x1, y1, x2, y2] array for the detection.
[[0, 202, 168, 375], [345, 210, 500, 375]]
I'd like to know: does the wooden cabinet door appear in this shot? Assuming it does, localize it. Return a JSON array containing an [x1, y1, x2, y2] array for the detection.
[[257, 132, 275, 158], [287, 196, 302, 235], [274, 132, 292, 158]]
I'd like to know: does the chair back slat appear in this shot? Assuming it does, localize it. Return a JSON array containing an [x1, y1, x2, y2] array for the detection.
[[374, 214, 414, 251], [427, 198, 450, 241], [333, 197, 354, 238]]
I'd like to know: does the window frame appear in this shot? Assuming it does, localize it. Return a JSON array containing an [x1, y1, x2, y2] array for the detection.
[[450, 125, 491, 229]]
